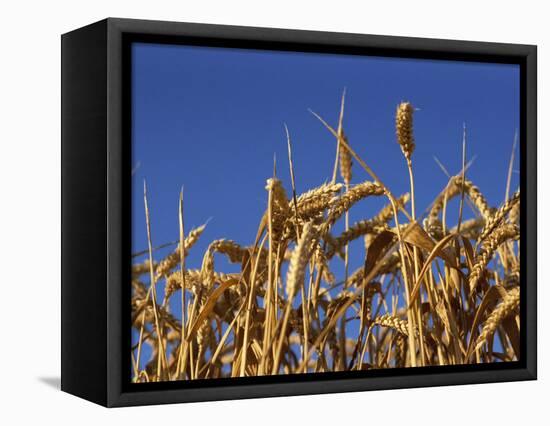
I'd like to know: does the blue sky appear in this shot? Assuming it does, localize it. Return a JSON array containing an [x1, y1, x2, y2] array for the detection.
[[130, 42, 519, 370]]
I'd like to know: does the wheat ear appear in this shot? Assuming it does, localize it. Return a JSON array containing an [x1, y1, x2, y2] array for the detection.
[[371, 313, 413, 337], [469, 223, 519, 292], [396, 102, 415, 163], [477, 191, 520, 243], [286, 221, 317, 300], [475, 287, 520, 351]]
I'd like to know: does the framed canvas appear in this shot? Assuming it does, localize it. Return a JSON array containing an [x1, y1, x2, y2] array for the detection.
[[61, 18, 537, 407]]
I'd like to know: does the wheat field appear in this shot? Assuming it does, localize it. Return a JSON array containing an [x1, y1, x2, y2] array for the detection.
[[130, 95, 520, 382]]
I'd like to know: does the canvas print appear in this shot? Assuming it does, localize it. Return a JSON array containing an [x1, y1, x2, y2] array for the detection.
[[130, 43, 520, 383]]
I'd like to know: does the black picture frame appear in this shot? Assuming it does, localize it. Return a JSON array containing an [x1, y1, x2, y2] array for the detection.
[[61, 17, 537, 407]]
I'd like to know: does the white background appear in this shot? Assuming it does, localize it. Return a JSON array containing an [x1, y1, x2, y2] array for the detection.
[[0, 0, 546, 424]]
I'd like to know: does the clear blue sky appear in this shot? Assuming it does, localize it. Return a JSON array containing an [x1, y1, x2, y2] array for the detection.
[[130, 42, 519, 369]]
